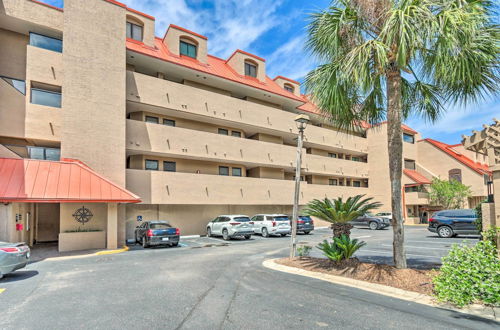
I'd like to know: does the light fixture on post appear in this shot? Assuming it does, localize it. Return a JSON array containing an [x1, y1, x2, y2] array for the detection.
[[487, 180, 494, 202], [290, 114, 310, 258]]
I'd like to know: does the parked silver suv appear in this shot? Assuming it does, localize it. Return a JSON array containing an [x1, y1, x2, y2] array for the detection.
[[251, 214, 291, 237], [206, 215, 254, 240]]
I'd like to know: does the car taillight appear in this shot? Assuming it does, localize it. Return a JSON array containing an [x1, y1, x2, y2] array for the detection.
[[272, 221, 276, 227], [311, 219, 314, 224], [297, 220, 305, 224], [147, 229, 154, 237], [229, 222, 241, 226], [0, 247, 19, 253], [428, 218, 435, 223], [175, 228, 180, 236]]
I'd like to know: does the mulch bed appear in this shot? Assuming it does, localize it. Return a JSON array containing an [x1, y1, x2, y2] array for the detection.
[[276, 257, 437, 295]]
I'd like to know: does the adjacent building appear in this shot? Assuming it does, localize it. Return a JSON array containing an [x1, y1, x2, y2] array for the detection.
[[0, 0, 491, 251]]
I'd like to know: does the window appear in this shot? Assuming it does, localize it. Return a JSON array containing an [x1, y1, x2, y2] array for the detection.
[[1, 76, 25, 95], [145, 116, 159, 124], [218, 128, 229, 135], [29, 32, 62, 53], [284, 84, 294, 93], [353, 181, 361, 187], [232, 167, 242, 177], [31, 87, 61, 108], [27, 146, 60, 161], [403, 133, 415, 144], [145, 160, 159, 171], [352, 156, 361, 162], [244, 61, 257, 78], [163, 119, 176, 127], [126, 22, 143, 41], [405, 185, 420, 192], [404, 159, 416, 170], [231, 131, 242, 138], [163, 161, 176, 172], [449, 169, 462, 183], [329, 179, 338, 186], [219, 166, 229, 176], [328, 153, 337, 158], [180, 40, 197, 58]]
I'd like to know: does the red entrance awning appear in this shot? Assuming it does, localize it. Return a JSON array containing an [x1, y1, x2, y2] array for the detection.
[[0, 157, 141, 203]]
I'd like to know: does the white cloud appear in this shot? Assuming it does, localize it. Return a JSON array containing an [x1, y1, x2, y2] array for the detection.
[[406, 99, 500, 139], [266, 34, 315, 81], [123, 0, 285, 58]]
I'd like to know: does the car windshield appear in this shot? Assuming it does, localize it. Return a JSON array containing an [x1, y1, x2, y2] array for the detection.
[[366, 213, 375, 217], [234, 217, 251, 222], [150, 223, 171, 229], [376, 213, 390, 216], [298, 216, 311, 221], [273, 216, 289, 221]]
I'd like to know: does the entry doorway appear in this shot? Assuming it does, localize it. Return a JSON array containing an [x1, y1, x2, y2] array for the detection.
[[35, 203, 60, 243]]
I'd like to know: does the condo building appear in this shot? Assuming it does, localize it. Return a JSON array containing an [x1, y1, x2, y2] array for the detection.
[[0, 0, 491, 251]]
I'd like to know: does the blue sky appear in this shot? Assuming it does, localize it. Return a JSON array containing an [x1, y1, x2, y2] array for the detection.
[[42, 0, 499, 144]]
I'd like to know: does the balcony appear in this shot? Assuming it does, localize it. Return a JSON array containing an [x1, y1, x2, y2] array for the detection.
[[126, 119, 298, 169], [405, 191, 429, 205], [126, 71, 368, 153], [304, 154, 369, 178], [126, 169, 369, 205]]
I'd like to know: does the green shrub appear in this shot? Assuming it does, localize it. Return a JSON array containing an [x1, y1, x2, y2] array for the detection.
[[482, 227, 499, 249], [433, 241, 500, 307], [297, 245, 312, 257], [317, 240, 343, 261], [317, 235, 366, 262]]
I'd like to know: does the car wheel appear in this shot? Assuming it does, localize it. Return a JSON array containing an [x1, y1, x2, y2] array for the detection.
[[281, 233, 287, 237], [171, 242, 179, 247], [304, 231, 311, 235], [244, 235, 251, 240], [135, 234, 140, 244], [369, 221, 379, 230], [437, 226, 454, 238], [142, 236, 149, 248], [222, 229, 230, 241], [207, 227, 212, 237], [262, 227, 269, 238]]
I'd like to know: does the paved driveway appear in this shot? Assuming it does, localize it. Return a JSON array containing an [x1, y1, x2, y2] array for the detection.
[[0, 226, 492, 330]]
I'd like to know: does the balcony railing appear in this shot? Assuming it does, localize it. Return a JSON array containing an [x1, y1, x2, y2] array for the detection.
[[126, 71, 368, 153], [126, 169, 369, 205]]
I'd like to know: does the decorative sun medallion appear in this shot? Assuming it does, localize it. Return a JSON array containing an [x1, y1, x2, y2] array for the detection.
[[72, 206, 93, 225]]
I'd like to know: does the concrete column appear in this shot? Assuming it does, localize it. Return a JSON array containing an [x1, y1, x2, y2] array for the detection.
[[107, 203, 118, 249]]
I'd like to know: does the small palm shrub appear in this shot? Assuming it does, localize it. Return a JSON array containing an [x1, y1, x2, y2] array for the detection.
[[297, 245, 313, 257], [433, 241, 500, 307], [317, 235, 366, 262]]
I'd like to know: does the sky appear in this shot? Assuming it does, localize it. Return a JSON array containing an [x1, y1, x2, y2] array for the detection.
[[41, 0, 499, 144]]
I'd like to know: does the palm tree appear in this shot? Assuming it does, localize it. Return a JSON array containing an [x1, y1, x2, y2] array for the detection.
[[305, 0, 498, 268], [304, 195, 382, 238]]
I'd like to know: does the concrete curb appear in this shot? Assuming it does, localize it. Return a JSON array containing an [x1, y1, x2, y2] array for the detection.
[[181, 235, 201, 239], [95, 245, 129, 255], [262, 258, 499, 321]]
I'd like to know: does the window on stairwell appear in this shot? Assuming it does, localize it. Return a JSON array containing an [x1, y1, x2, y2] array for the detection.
[[232, 167, 242, 177], [29, 32, 62, 53], [0, 76, 25, 95], [145, 116, 159, 124], [126, 21, 143, 42], [30, 82, 62, 108], [145, 159, 159, 171], [180, 39, 197, 58], [219, 166, 229, 176], [163, 119, 176, 127], [244, 60, 257, 78], [403, 133, 415, 144], [218, 128, 229, 135], [163, 161, 176, 172], [404, 159, 416, 170]]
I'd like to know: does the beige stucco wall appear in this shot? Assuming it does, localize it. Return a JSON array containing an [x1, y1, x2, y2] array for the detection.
[[249, 133, 283, 144], [2, 0, 63, 31], [59, 231, 106, 252], [417, 140, 487, 198], [247, 167, 284, 180], [60, 203, 108, 232], [61, 0, 126, 187], [0, 202, 34, 244], [273, 77, 300, 97], [126, 12, 155, 47], [163, 25, 207, 63]]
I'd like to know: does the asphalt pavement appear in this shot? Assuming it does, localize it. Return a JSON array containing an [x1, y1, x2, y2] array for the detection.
[[0, 226, 494, 330]]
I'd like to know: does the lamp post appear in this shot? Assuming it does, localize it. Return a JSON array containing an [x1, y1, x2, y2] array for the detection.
[[290, 114, 310, 258]]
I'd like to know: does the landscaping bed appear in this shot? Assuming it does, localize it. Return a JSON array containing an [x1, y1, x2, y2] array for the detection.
[[276, 257, 436, 295]]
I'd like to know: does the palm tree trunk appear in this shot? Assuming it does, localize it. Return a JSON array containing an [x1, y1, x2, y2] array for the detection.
[[386, 69, 407, 269]]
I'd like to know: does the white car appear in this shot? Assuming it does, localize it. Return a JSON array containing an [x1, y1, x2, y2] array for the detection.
[[375, 212, 392, 221], [251, 214, 291, 237], [206, 215, 254, 240]]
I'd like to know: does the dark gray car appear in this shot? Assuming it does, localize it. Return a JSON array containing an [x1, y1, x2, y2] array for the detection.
[[349, 213, 390, 230], [0, 241, 30, 279], [135, 221, 180, 248], [428, 209, 479, 238]]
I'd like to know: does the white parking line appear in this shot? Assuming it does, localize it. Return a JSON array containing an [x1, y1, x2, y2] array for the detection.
[[382, 244, 449, 251], [352, 235, 372, 239], [407, 240, 477, 244]]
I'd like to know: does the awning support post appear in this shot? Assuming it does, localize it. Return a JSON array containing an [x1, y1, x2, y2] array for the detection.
[[107, 203, 118, 249]]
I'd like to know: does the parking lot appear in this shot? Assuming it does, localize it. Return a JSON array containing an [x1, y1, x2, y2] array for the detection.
[[0, 225, 489, 330], [129, 225, 479, 268]]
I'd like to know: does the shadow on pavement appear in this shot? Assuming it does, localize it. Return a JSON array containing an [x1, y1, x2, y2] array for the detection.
[[1, 270, 39, 283], [357, 255, 441, 270]]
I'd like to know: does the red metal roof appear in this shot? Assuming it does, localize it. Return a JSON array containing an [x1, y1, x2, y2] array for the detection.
[[126, 38, 305, 102], [0, 158, 141, 203], [403, 169, 432, 185], [422, 139, 491, 176]]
